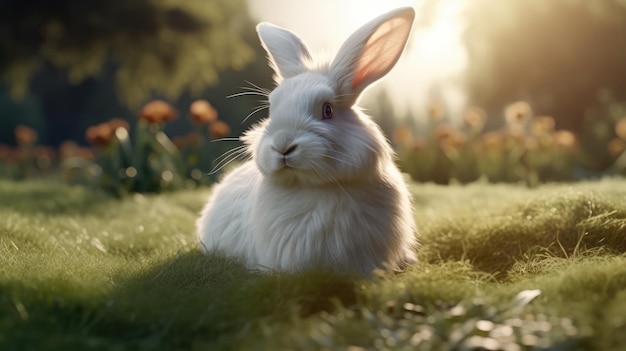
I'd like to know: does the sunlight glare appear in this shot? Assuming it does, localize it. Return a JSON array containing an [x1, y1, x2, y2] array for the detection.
[[247, 0, 468, 119]]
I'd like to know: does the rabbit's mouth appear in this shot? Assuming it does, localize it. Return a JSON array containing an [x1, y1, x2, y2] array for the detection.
[[280, 155, 293, 168], [276, 160, 299, 173], [269, 155, 297, 173], [268, 166, 309, 187]]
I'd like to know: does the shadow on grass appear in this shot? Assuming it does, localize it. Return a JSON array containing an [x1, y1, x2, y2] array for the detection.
[[1, 250, 361, 349], [96, 251, 360, 349]]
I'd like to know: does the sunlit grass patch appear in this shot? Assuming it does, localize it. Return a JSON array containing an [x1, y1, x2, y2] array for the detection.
[[415, 180, 626, 276], [1, 179, 625, 350]]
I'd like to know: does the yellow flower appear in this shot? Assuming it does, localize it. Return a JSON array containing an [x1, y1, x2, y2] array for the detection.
[[427, 102, 445, 122], [463, 107, 487, 131], [504, 101, 532, 126]]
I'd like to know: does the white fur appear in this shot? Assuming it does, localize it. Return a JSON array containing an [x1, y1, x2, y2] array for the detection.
[[196, 7, 418, 274]]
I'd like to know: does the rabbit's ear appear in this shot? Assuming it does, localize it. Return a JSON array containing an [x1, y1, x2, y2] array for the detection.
[[257, 23, 312, 81], [330, 7, 414, 105]]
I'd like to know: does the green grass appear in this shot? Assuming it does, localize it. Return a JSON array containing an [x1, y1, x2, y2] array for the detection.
[[1, 178, 626, 350]]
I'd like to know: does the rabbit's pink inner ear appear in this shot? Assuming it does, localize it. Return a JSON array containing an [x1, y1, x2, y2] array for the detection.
[[351, 16, 413, 92]]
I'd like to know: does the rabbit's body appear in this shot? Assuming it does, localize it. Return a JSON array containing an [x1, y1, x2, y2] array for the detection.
[[197, 7, 419, 274], [197, 144, 415, 273]]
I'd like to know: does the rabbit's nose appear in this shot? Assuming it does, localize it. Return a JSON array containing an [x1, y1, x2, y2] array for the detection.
[[271, 130, 298, 155], [275, 144, 298, 156]]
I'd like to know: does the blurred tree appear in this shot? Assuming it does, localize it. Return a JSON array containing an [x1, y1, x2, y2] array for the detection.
[[0, 86, 44, 144], [462, 0, 626, 133], [0, 0, 255, 106], [363, 88, 398, 142]]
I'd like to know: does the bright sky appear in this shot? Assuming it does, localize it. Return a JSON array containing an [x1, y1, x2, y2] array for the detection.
[[246, 0, 468, 119]]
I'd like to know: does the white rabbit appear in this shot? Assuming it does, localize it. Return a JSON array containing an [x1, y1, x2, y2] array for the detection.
[[196, 7, 418, 274]]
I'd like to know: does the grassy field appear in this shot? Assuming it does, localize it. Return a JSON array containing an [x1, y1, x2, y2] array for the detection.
[[1, 178, 626, 350]]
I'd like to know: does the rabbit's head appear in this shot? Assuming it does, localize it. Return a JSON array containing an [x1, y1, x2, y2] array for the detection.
[[243, 7, 415, 186]]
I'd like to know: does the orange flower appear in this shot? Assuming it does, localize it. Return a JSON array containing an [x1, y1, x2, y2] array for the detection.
[[35, 146, 56, 159], [411, 138, 428, 151], [186, 132, 203, 148], [10, 147, 27, 161], [480, 131, 503, 151], [608, 138, 626, 156], [139, 100, 178, 124], [172, 132, 203, 150], [59, 141, 95, 161], [525, 136, 539, 151], [209, 120, 231, 139], [503, 127, 526, 146], [59, 141, 79, 161], [434, 124, 466, 151], [35, 146, 56, 168], [434, 124, 456, 142], [85, 118, 131, 146], [189, 100, 218, 124], [108, 118, 130, 132], [531, 115, 555, 136], [393, 125, 413, 148], [615, 118, 626, 140], [14, 125, 38, 145], [172, 136, 186, 150], [442, 134, 467, 152], [553, 130, 577, 148], [0, 144, 13, 159], [78, 147, 96, 161], [86, 123, 114, 146]]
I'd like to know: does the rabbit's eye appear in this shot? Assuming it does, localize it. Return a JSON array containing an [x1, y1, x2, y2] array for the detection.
[[322, 102, 333, 120]]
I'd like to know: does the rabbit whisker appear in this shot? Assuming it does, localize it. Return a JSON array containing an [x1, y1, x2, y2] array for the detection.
[[212, 145, 247, 164], [245, 80, 271, 94], [211, 137, 241, 143], [242, 105, 269, 124], [209, 146, 248, 175], [209, 152, 247, 175], [227, 86, 270, 99], [227, 91, 268, 99]]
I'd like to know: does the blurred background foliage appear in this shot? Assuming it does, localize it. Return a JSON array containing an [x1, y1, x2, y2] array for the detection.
[[1, 0, 626, 193], [0, 0, 272, 146], [1, 0, 255, 104], [461, 0, 626, 170]]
